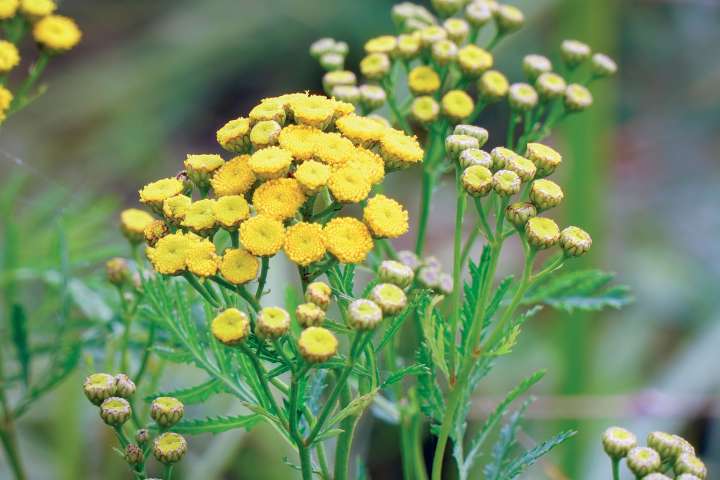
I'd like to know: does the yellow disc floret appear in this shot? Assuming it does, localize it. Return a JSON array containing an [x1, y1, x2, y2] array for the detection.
[[0, 0, 19, 20], [216, 117, 250, 153], [328, 164, 372, 203], [293, 160, 331, 195], [0, 41, 20, 73], [363, 194, 409, 238], [278, 124, 322, 161], [442, 90, 474, 123], [350, 148, 385, 185], [248, 146, 293, 179], [181, 199, 217, 235], [146, 232, 196, 276], [184, 154, 224, 175], [211, 308, 250, 346], [239, 215, 285, 256], [252, 178, 306, 220], [298, 326, 338, 363], [212, 195, 250, 229], [283, 222, 326, 266], [162, 195, 192, 223], [211, 155, 256, 197], [185, 238, 219, 277], [408, 66, 441, 96], [313, 132, 355, 166], [33, 15, 81, 53], [380, 130, 424, 170], [335, 114, 388, 147], [139, 178, 185, 209], [20, 0, 55, 18], [120, 208, 155, 243], [288, 94, 337, 130], [219, 248, 259, 284], [323, 217, 374, 264]]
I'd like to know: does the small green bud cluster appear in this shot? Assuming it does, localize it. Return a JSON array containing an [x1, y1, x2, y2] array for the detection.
[[601, 426, 708, 479], [310, 37, 350, 72], [396, 253, 452, 296]]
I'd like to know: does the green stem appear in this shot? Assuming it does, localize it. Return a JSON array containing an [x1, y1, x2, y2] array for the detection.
[[506, 110, 518, 149], [447, 164, 467, 375], [466, 99, 487, 126], [239, 345, 287, 425], [8, 53, 49, 115], [381, 75, 412, 134], [410, 410, 428, 480], [164, 464, 174, 480], [255, 257, 269, 300], [415, 132, 445, 255], [182, 272, 220, 308], [0, 353, 26, 480], [611, 457, 620, 480], [298, 443, 313, 480], [333, 383, 355, 480]]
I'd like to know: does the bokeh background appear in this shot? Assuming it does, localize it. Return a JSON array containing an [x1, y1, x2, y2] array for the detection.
[[1, 0, 719, 478]]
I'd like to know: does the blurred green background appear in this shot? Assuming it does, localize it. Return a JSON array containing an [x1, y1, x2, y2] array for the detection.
[[2, 0, 720, 478]]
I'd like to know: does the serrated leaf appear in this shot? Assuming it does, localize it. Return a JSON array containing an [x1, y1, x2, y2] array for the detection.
[[523, 269, 632, 313], [145, 378, 226, 404], [323, 388, 378, 434], [486, 306, 542, 357], [151, 346, 196, 365], [10, 303, 30, 386], [314, 428, 345, 443], [382, 363, 429, 388], [159, 414, 262, 435], [419, 294, 449, 380], [484, 398, 533, 480], [376, 303, 414, 352], [501, 429, 576, 479], [416, 343, 444, 423]]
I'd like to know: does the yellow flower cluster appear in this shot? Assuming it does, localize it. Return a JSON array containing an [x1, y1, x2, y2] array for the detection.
[[128, 93, 421, 286]]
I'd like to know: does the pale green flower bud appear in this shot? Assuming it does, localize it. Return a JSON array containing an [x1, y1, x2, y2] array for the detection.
[[509, 83, 538, 111], [505, 154, 536, 183], [462, 165, 493, 197], [405, 18, 433, 33], [492, 169, 521, 196], [591, 53, 618, 77], [135, 429, 150, 446], [525, 217, 560, 249], [319, 52, 345, 71], [306, 281, 332, 310], [378, 260, 415, 288], [506, 202, 536, 228], [359, 84, 387, 111], [419, 25, 447, 48], [438, 273, 453, 295], [465, 1, 493, 27], [331, 41, 349, 57], [360, 53, 391, 80], [106, 258, 130, 287], [565, 83, 593, 111], [397, 33, 422, 59], [526, 142, 562, 177], [559, 226, 592, 257], [296, 302, 326, 327], [495, 4, 524, 33], [641, 474, 672, 480], [647, 431, 681, 461], [444, 18, 470, 44], [478, 70, 509, 102], [490, 146, 514, 170], [411, 96, 440, 124], [522, 54, 552, 81], [257, 306, 291, 338], [454, 124, 488, 146], [332, 85, 361, 104], [530, 179, 564, 211], [369, 283, 408, 315], [535, 72, 567, 100], [561, 39, 591, 67], [432, 0, 463, 17], [310, 38, 337, 59], [392, 2, 418, 24], [83, 373, 117, 405], [153, 432, 187, 465], [674, 454, 707, 479], [397, 250, 422, 271], [674, 435, 696, 457], [423, 256, 443, 271], [627, 447, 662, 477], [446, 134, 480, 159], [150, 396, 184, 428], [250, 120, 282, 149], [364, 35, 398, 56], [125, 444, 144, 466], [323, 70, 356, 95], [676, 475, 702, 480], [459, 148, 492, 169], [458, 44, 493, 77], [417, 266, 441, 289], [411, 4, 437, 25], [431, 39, 458, 66], [114, 374, 136, 398], [100, 397, 132, 426], [348, 299, 383, 330]]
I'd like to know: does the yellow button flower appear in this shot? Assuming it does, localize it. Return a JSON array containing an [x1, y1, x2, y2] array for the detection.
[[143, 219, 168, 247], [20, 0, 55, 18], [184, 154, 224, 175], [185, 238, 219, 278], [457, 45, 493, 77], [0, 86, 13, 121], [0, 41, 19, 73], [335, 114, 388, 147], [526, 142, 562, 176], [442, 90, 474, 123], [363, 194, 409, 238], [120, 208, 155, 243], [248, 146, 293, 179], [33, 15, 81, 53], [162, 194, 192, 223], [239, 215, 285, 256], [298, 326, 338, 363], [379, 129, 424, 170], [313, 132, 355, 166], [323, 217, 373, 264], [249, 99, 286, 125], [360, 53, 391, 80], [216, 117, 250, 153], [293, 160, 331, 195], [525, 217, 560, 249], [212, 195, 250, 229], [211, 308, 250, 346], [328, 164, 372, 203], [257, 306, 290, 338], [250, 120, 281, 149], [283, 222, 326, 266], [478, 70, 509, 102], [0, 0, 19, 20], [288, 94, 336, 130], [219, 248, 259, 284], [146, 232, 196, 276], [252, 178, 306, 220], [211, 155, 256, 197], [364, 35, 397, 55], [181, 199, 217, 235], [410, 96, 440, 125], [408, 66, 441, 96], [278, 124, 322, 161], [349, 148, 385, 185], [139, 178, 185, 209]]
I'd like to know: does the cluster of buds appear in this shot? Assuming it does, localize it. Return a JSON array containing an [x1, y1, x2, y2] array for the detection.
[[602, 426, 708, 479], [395, 250, 452, 295], [448, 125, 592, 257], [309, 37, 349, 72]]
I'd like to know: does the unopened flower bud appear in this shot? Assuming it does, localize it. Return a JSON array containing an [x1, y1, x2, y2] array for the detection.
[[676, 475, 702, 480], [135, 429, 150, 446], [144, 220, 168, 247], [458, 44, 493, 78], [522, 54, 552, 81], [114, 374, 136, 398], [626, 447, 662, 477], [602, 426, 637, 458], [438, 273, 453, 295], [250, 120, 281, 149], [100, 397, 132, 426], [535, 72, 567, 100], [330, 41, 349, 57], [151, 397, 184, 428], [423, 256, 443, 271], [443, 18, 469, 44], [369, 283, 407, 315], [419, 25, 447, 47], [462, 165, 493, 197], [459, 148, 492, 169], [505, 154, 536, 182], [509, 83, 538, 111], [446, 134, 479, 159], [378, 260, 414, 288], [125, 444, 144, 466], [530, 179, 564, 210], [296, 302, 326, 327], [442, 90, 474, 123], [478, 70, 509, 102], [526, 143, 562, 177], [495, 4, 524, 33], [559, 226, 592, 257], [506, 202, 536, 228], [526, 217, 560, 249], [298, 327, 338, 363], [364, 35, 397, 56], [564, 83, 593, 111], [153, 432, 187, 465], [258, 306, 291, 338], [674, 454, 707, 479], [674, 435, 696, 457], [360, 53, 391, 80], [432, 0, 463, 17], [331, 85, 361, 104], [310, 38, 337, 59], [106, 258, 130, 287], [493, 169, 521, 196], [591, 53, 617, 77], [319, 52, 344, 71], [465, 1, 493, 27], [359, 84, 387, 111], [454, 125, 488, 146], [647, 431, 681, 461], [305, 281, 332, 310], [417, 266, 442, 290], [431, 39, 458, 66], [490, 146, 514, 170], [397, 33, 422, 59], [83, 373, 117, 405], [408, 66, 441, 96], [561, 39, 591, 67], [411, 96, 440, 124], [642, 474, 672, 480], [397, 250, 422, 271], [323, 70, 356, 95], [211, 309, 250, 346]]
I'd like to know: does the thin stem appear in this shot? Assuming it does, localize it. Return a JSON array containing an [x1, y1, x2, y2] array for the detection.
[[164, 464, 174, 480], [410, 410, 428, 480], [239, 344, 287, 425], [298, 443, 313, 480], [182, 272, 220, 308], [415, 132, 445, 255], [506, 110, 518, 150], [0, 353, 27, 480], [381, 74, 412, 134], [255, 257, 269, 300], [333, 383, 355, 480], [611, 457, 620, 480], [447, 164, 467, 376], [8, 52, 50, 115]]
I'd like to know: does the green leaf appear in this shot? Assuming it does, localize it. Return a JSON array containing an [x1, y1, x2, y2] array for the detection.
[[144, 379, 227, 405], [159, 414, 262, 435], [484, 399, 532, 480], [418, 294, 449, 380], [375, 302, 414, 352], [523, 269, 632, 313], [150, 346, 196, 365], [501, 430, 577, 479], [10, 303, 30, 386], [323, 388, 378, 435], [416, 343, 445, 424], [381, 363, 430, 388]]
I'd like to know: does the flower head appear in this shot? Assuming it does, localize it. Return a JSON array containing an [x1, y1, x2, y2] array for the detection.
[[526, 217, 560, 249], [146, 232, 197, 275], [0, 41, 19, 73], [601, 426, 637, 458], [0, 0, 19, 20], [458, 45, 493, 77], [82, 373, 117, 405], [364, 35, 397, 55], [288, 94, 339, 129], [250, 120, 282, 149], [378, 260, 414, 288], [522, 54, 552, 80], [120, 208, 155, 243], [559, 226, 592, 257], [294, 160, 331, 194], [591, 53, 617, 77], [411, 96, 440, 124], [298, 327, 338, 363], [492, 169, 521, 196], [20, 0, 55, 18], [565, 83, 593, 111], [162, 194, 191, 223], [495, 4, 524, 32], [212, 195, 250, 229], [100, 397, 131, 426], [249, 99, 287, 124], [114, 374, 136, 398], [181, 199, 217, 235], [380, 129, 424, 170], [626, 447, 661, 477], [505, 154, 537, 182], [444, 17, 469, 44], [185, 238, 219, 277], [211, 308, 250, 346], [351, 148, 385, 185], [219, 248, 259, 284], [144, 220, 168, 246], [478, 70, 509, 101], [459, 148, 492, 169], [296, 302, 326, 327], [369, 283, 407, 315], [240, 215, 285, 256], [284, 222, 326, 266], [674, 454, 707, 479], [33, 15, 81, 53], [139, 178, 185, 209], [328, 164, 372, 203], [314, 131, 356, 166], [153, 432, 187, 465], [323, 70, 356, 94], [306, 281, 332, 310], [526, 143, 562, 176], [442, 90, 474, 123], [358, 84, 387, 111], [217, 117, 251, 152], [256, 307, 290, 338], [536, 72, 567, 99], [252, 178, 306, 220], [335, 114, 387, 147], [509, 83, 538, 111], [408, 66, 441, 96], [530, 179, 564, 210], [462, 165, 493, 197], [249, 146, 293, 179], [323, 217, 374, 264], [348, 299, 383, 330], [363, 194, 409, 238], [561, 39, 591, 67], [506, 202, 537, 228], [211, 155, 256, 196], [360, 52, 391, 80], [278, 125, 322, 161]]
